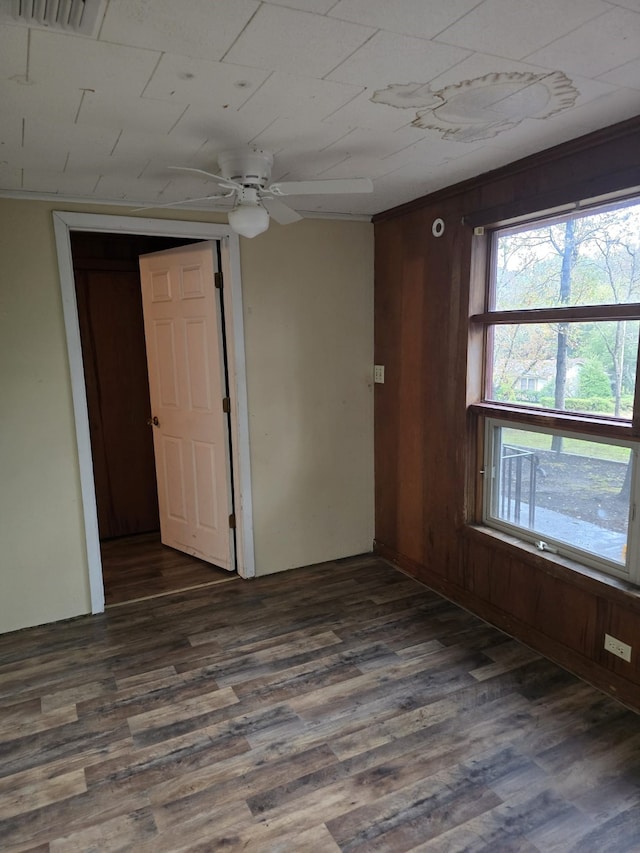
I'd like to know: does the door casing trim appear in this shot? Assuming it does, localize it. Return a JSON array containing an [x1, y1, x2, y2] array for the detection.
[[53, 212, 255, 613]]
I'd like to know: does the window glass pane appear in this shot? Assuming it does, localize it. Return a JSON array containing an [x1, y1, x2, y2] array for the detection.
[[489, 424, 631, 567], [488, 320, 639, 418], [493, 202, 640, 311]]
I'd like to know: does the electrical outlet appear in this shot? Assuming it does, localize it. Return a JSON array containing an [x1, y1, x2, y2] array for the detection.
[[604, 633, 632, 662], [374, 365, 385, 384]]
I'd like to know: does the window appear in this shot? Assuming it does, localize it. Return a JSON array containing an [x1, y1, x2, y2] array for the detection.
[[484, 419, 638, 582], [472, 196, 640, 585]]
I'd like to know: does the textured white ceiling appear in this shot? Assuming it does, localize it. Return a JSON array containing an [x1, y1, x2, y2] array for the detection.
[[1, 0, 639, 219]]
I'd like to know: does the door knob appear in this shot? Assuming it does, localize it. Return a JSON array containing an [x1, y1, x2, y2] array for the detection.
[[147, 416, 159, 427]]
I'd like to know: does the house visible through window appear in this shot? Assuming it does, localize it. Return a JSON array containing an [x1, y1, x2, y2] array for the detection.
[[519, 376, 540, 392], [473, 196, 640, 585]]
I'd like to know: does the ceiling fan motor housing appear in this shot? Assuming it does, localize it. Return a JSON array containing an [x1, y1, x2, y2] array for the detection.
[[218, 149, 274, 188]]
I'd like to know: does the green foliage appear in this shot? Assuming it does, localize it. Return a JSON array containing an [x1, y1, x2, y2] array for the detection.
[[621, 394, 634, 411], [514, 390, 541, 404], [539, 395, 615, 414], [493, 205, 640, 415], [578, 359, 612, 398], [494, 381, 516, 401]]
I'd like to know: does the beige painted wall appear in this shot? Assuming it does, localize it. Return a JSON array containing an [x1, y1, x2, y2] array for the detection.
[[241, 219, 374, 574], [0, 199, 91, 633], [0, 198, 374, 632]]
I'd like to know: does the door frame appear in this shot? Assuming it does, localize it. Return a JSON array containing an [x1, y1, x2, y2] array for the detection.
[[53, 211, 255, 613]]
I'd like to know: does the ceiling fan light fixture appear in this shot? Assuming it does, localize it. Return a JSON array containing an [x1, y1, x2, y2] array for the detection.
[[161, 149, 372, 232], [228, 201, 270, 239]]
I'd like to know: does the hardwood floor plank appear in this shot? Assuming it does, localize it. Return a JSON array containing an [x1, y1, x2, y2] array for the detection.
[[470, 643, 542, 681], [0, 718, 131, 781], [566, 776, 640, 827], [0, 699, 78, 741], [0, 704, 79, 741], [411, 785, 578, 852], [246, 760, 352, 818], [479, 788, 585, 847], [1, 556, 639, 852], [140, 800, 254, 853], [0, 785, 151, 850], [179, 630, 345, 686], [289, 643, 483, 716], [230, 653, 372, 709], [0, 656, 114, 704], [268, 823, 343, 853], [126, 685, 238, 735], [49, 807, 158, 852], [84, 729, 250, 793], [334, 783, 502, 853], [152, 743, 339, 829], [200, 821, 343, 853], [0, 768, 86, 821], [528, 798, 640, 853], [411, 817, 542, 852], [130, 698, 303, 752], [115, 665, 178, 690], [40, 678, 115, 712], [331, 687, 530, 765], [77, 669, 230, 729]]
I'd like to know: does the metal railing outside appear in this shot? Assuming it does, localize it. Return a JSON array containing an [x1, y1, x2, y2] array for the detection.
[[500, 445, 538, 528]]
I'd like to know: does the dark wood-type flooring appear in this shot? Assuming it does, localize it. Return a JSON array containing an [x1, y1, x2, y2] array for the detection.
[[101, 532, 237, 606], [1, 555, 640, 852]]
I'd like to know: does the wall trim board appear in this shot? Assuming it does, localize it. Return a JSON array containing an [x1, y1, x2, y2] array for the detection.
[[53, 211, 256, 614], [374, 541, 640, 714]]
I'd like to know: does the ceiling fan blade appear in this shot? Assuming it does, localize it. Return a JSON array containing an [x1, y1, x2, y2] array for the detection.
[[167, 166, 241, 190], [268, 177, 373, 196], [131, 192, 235, 213], [262, 197, 303, 225]]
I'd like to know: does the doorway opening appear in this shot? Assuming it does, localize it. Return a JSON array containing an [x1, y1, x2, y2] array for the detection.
[[101, 532, 235, 606], [70, 231, 237, 605], [54, 211, 255, 615]]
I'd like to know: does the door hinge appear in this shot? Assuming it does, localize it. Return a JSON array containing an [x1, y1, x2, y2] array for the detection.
[[215, 271, 223, 290], [222, 396, 231, 413], [228, 513, 236, 529]]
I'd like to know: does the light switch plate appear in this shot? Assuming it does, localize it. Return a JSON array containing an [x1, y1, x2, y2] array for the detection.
[[374, 365, 385, 383]]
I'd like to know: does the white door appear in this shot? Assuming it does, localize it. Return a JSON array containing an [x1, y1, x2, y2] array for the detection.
[[139, 242, 233, 570]]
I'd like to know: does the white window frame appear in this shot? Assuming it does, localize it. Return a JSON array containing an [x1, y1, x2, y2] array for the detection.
[[469, 192, 640, 587], [483, 417, 640, 585]]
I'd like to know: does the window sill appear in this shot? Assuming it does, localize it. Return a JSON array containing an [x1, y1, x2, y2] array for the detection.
[[464, 523, 640, 606], [469, 402, 635, 441]]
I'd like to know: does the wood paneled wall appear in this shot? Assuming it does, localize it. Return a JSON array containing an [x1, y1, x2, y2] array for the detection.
[[373, 116, 640, 712]]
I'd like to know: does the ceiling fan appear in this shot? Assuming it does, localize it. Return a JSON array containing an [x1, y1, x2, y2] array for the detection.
[[137, 148, 373, 238]]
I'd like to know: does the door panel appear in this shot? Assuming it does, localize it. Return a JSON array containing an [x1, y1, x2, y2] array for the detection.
[[192, 441, 219, 529], [139, 242, 233, 570], [153, 320, 179, 406], [162, 435, 188, 521], [185, 319, 213, 410]]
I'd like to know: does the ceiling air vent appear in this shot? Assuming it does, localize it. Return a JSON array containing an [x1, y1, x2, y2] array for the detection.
[[7, 0, 106, 35]]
